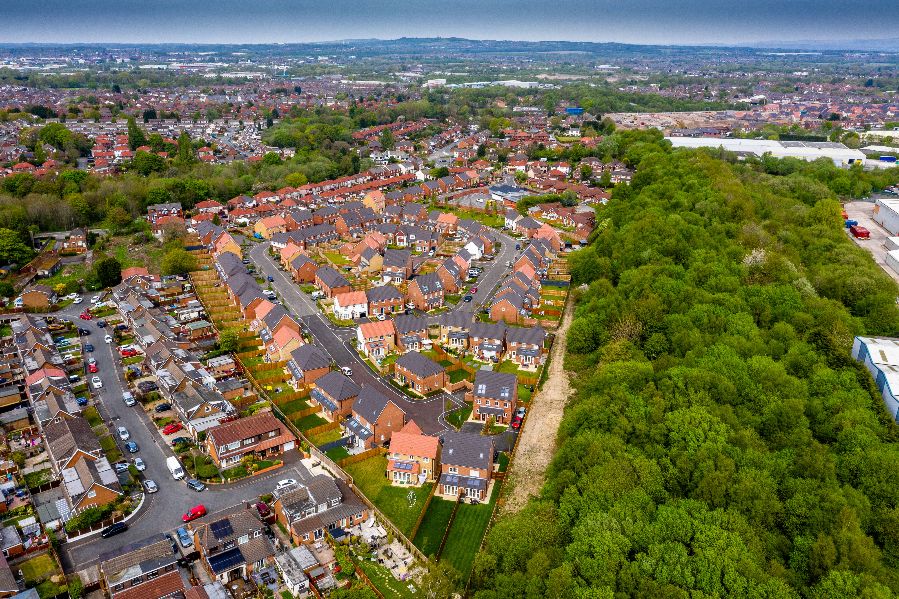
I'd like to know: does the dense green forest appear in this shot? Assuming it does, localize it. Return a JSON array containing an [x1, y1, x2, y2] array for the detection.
[[471, 134, 899, 597]]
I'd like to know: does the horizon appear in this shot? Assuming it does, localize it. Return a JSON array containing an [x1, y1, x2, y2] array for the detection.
[[2, 0, 899, 50]]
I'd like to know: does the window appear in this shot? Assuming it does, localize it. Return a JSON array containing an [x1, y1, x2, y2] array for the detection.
[[471, 469, 480, 478], [254, 530, 262, 538], [448, 466, 458, 474], [87, 490, 96, 498]]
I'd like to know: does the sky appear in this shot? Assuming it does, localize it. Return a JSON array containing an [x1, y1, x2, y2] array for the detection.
[[1, 0, 898, 47]]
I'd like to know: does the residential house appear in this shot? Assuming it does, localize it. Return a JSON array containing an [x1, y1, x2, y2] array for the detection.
[[101, 539, 183, 599], [394, 351, 446, 395], [61, 456, 123, 513], [356, 320, 396, 360], [272, 471, 368, 546], [310, 371, 360, 420], [469, 370, 517, 424], [43, 416, 102, 473], [314, 267, 351, 298], [505, 326, 547, 368], [438, 431, 494, 502], [438, 312, 471, 350], [332, 290, 368, 320], [386, 420, 440, 485], [193, 504, 275, 583], [205, 411, 296, 468], [147, 202, 183, 225], [19, 285, 57, 310], [382, 249, 412, 283], [289, 254, 319, 284], [469, 322, 507, 362], [394, 315, 430, 353], [407, 273, 444, 312], [286, 345, 331, 388], [345, 387, 406, 450], [365, 285, 404, 317], [61, 227, 88, 254]]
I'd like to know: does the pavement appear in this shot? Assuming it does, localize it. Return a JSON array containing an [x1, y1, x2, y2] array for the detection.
[[844, 198, 899, 285]]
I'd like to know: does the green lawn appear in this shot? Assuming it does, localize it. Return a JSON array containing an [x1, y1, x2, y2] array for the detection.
[[20, 553, 59, 584], [309, 427, 343, 447], [344, 455, 432, 536], [518, 384, 532, 403], [83, 405, 103, 427], [440, 483, 501, 578], [293, 413, 328, 431], [413, 497, 456, 557], [446, 405, 472, 429], [99, 434, 122, 463], [354, 554, 419, 598], [278, 398, 313, 415], [448, 369, 470, 384], [322, 251, 350, 266], [326, 446, 351, 462]]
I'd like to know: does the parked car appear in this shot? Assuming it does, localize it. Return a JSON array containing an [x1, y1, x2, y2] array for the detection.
[[267, 275, 274, 282], [511, 416, 523, 430], [133, 458, 146, 471], [182, 504, 207, 522], [515, 406, 526, 418], [850, 225, 871, 239], [91, 295, 101, 303], [176, 526, 193, 548], [171, 437, 192, 447], [79, 312, 92, 320], [138, 381, 159, 393], [113, 461, 129, 473], [125, 441, 139, 453], [72, 297, 83, 304], [275, 478, 298, 491], [104, 335, 113, 344], [463, 295, 473, 302], [341, 366, 352, 377], [97, 320, 107, 328], [120, 348, 139, 358], [162, 422, 184, 435], [117, 427, 130, 441], [76, 396, 88, 406], [84, 344, 94, 352], [154, 402, 172, 413], [91, 376, 103, 389], [88, 363, 98, 373], [186, 479, 206, 492], [100, 522, 128, 538], [471, 287, 478, 293], [78, 328, 90, 335], [143, 479, 158, 494], [123, 391, 136, 406]]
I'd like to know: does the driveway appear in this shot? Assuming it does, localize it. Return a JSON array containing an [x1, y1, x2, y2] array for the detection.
[[844, 199, 899, 285]]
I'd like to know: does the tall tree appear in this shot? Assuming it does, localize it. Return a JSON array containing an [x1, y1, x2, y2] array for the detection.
[[126, 117, 147, 151]]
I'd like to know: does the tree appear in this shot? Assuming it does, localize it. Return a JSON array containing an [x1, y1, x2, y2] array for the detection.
[[126, 116, 147, 150], [0, 281, 14, 298], [161, 248, 197, 276], [218, 328, 240, 353], [104, 207, 133, 233], [285, 172, 308, 187], [514, 170, 528, 185], [142, 108, 157, 122], [132, 151, 166, 175], [95, 257, 122, 288], [176, 130, 195, 164], [261, 152, 282, 166], [0, 229, 34, 266], [379, 128, 395, 150], [418, 559, 459, 599]]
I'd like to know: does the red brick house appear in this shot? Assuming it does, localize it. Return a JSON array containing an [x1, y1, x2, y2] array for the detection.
[[386, 420, 440, 485], [407, 273, 444, 311], [468, 370, 517, 424], [314, 266, 351, 298], [346, 388, 406, 450], [311, 371, 360, 420], [205, 412, 296, 468], [394, 351, 446, 395], [438, 431, 494, 502]]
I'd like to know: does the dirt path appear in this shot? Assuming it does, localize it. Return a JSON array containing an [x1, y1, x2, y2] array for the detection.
[[501, 298, 575, 514]]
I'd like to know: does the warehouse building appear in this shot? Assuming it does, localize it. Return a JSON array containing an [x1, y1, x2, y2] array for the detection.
[[852, 336, 899, 420], [873, 198, 899, 236], [666, 137, 866, 167]]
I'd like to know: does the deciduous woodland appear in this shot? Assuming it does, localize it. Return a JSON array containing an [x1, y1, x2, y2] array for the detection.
[[470, 132, 899, 598]]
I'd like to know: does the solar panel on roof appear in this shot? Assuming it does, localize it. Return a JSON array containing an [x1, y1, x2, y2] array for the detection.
[[210, 519, 234, 540], [208, 547, 244, 573]]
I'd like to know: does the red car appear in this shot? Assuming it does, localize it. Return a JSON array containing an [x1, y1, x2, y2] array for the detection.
[[88, 364, 98, 373], [162, 422, 183, 435], [120, 348, 139, 358], [511, 416, 523, 430], [471, 286, 478, 293], [182, 504, 206, 522], [79, 312, 92, 320]]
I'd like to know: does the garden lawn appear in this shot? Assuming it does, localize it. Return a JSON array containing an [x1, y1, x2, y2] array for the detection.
[[344, 455, 432, 537], [20, 553, 58, 584], [412, 497, 456, 557], [83, 405, 103, 427], [448, 369, 470, 384], [440, 482, 501, 578], [309, 427, 343, 447], [277, 398, 313, 416], [326, 446, 350, 461], [99, 435, 122, 463], [322, 251, 349, 266], [446, 405, 472, 430], [293, 413, 328, 431], [354, 555, 418, 598]]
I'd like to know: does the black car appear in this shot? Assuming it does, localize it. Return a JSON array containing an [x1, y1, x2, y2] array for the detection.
[[78, 328, 90, 335], [137, 381, 158, 393], [84, 344, 94, 352], [463, 295, 473, 302], [101, 522, 128, 538], [97, 320, 107, 328], [154, 403, 172, 413]]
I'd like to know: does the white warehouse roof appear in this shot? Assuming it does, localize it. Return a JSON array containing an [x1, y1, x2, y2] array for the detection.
[[666, 137, 865, 167]]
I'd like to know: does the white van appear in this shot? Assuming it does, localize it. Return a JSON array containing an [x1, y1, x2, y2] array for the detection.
[[166, 456, 185, 480]]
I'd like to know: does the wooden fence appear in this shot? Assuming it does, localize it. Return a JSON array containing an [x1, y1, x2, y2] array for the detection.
[[338, 447, 386, 467], [408, 482, 438, 542], [304, 420, 339, 439], [435, 496, 463, 559]]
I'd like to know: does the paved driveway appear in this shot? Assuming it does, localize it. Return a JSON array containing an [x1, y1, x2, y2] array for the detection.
[[845, 198, 899, 285]]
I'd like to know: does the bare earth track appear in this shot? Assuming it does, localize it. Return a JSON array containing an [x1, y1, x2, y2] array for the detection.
[[502, 298, 575, 513]]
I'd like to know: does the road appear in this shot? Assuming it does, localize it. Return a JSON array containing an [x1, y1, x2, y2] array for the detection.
[[51, 300, 304, 572], [248, 242, 453, 436]]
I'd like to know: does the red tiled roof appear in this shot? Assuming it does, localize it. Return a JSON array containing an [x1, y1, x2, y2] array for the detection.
[[113, 570, 184, 599]]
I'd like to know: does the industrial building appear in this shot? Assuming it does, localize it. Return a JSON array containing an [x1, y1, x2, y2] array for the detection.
[[666, 137, 866, 167], [873, 198, 899, 236], [852, 336, 899, 421]]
